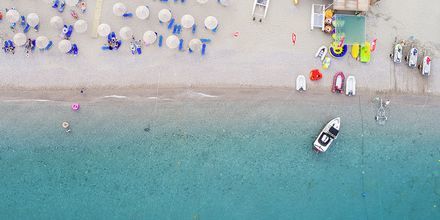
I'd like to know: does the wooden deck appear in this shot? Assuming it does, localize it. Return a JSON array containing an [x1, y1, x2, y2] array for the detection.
[[333, 0, 370, 12]]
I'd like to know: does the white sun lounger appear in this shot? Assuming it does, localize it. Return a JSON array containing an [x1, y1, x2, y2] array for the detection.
[[252, 0, 271, 22], [311, 4, 325, 31]]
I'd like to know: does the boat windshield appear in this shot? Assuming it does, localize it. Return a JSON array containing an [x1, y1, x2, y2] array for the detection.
[[329, 127, 339, 137]]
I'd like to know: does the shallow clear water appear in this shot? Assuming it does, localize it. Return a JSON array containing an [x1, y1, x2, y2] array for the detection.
[[0, 94, 439, 219]]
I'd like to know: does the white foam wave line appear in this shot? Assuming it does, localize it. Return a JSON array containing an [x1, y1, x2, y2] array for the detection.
[[193, 92, 219, 98], [102, 95, 128, 99], [146, 97, 174, 101], [2, 99, 53, 103]]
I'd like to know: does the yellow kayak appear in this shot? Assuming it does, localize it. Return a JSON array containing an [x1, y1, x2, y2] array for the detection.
[[351, 43, 360, 59]]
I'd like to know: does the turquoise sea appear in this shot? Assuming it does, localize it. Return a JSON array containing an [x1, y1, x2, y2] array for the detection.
[[0, 91, 439, 219]]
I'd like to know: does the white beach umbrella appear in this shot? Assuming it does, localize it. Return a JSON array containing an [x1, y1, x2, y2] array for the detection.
[[6, 9, 20, 23], [158, 9, 172, 23], [97, 23, 111, 37], [204, 16, 218, 30], [36, 36, 50, 49], [26, 13, 40, 28], [181, 14, 195, 29], [136, 6, 150, 20], [74, 19, 88, 33], [143, 31, 157, 45], [113, 2, 127, 17], [166, 35, 179, 49], [119, 26, 133, 40], [58, 40, 72, 53], [189, 38, 202, 52], [13, 33, 27, 46], [65, 0, 79, 7], [50, 16, 64, 30], [197, 0, 209, 4]]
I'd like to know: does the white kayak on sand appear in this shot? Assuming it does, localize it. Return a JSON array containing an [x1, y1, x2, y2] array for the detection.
[[345, 76, 356, 96], [296, 75, 307, 92], [313, 117, 340, 153], [315, 46, 327, 61]]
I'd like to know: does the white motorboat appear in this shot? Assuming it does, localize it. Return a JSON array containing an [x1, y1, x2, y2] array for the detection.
[[313, 117, 341, 153], [296, 75, 307, 92]]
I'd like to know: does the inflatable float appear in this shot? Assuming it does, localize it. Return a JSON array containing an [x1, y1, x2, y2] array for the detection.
[[332, 72, 345, 93], [71, 103, 80, 111], [62, 121, 71, 133], [329, 43, 348, 58], [322, 57, 331, 70], [345, 76, 356, 96], [296, 75, 306, 92], [310, 69, 323, 81]]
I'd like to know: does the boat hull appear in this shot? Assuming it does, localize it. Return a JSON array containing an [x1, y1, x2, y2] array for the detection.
[[313, 117, 341, 153]]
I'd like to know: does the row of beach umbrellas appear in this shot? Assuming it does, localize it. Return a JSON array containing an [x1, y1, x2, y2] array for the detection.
[[158, 9, 218, 30], [5, 2, 216, 54], [95, 25, 203, 51], [11, 32, 73, 53], [12, 33, 51, 49], [112, 3, 218, 30]]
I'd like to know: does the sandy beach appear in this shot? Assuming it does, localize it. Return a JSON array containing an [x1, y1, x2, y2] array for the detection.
[[0, 0, 438, 95]]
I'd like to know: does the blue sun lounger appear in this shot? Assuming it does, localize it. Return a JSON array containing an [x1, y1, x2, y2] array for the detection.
[[179, 39, 184, 51], [158, 35, 163, 47]]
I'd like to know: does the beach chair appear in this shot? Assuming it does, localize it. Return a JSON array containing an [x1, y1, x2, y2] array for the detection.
[[252, 0, 270, 22], [179, 39, 184, 51], [200, 38, 211, 44], [311, 4, 326, 31], [201, 44, 207, 55], [192, 24, 197, 34], [158, 35, 163, 47], [167, 18, 175, 29], [68, 44, 78, 55], [45, 41, 53, 50]]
